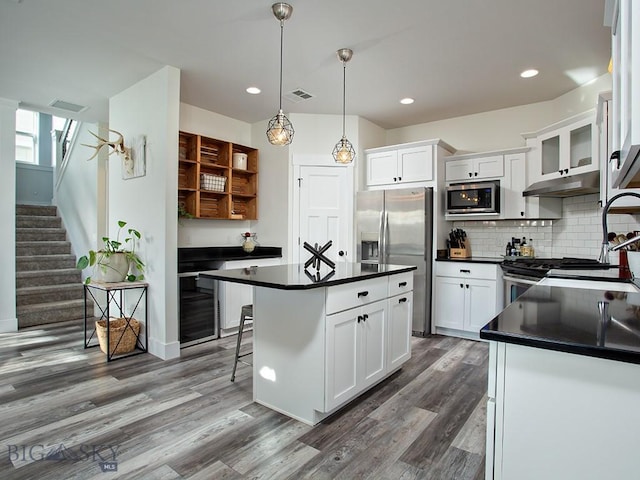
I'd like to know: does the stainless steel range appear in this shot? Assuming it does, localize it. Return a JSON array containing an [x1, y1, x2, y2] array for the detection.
[[502, 257, 609, 305]]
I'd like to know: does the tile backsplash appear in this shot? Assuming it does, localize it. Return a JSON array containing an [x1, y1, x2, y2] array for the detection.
[[453, 194, 640, 261]]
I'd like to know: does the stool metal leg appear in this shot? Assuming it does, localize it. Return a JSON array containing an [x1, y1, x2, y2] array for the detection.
[[231, 305, 253, 382], [230, 311, 246, 382]]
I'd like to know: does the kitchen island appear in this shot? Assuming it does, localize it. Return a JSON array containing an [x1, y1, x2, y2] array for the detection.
[[480, 284, 640, 480], [201, 263, 416, 425]]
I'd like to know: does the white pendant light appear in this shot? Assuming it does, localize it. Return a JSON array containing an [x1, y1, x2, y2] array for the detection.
[[266, 3, 294, 146], [332, 48, 355, 164]]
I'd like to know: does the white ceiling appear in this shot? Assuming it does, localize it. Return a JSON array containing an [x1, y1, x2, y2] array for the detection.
[[0, 0, 611, 129]]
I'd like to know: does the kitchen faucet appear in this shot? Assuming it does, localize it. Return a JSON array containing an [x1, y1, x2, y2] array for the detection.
[[599, 191, 640, 263]]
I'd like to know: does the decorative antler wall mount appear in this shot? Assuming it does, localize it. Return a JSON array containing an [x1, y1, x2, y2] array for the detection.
[[82, 128, 131, 162], [82, 128, 146, 179]]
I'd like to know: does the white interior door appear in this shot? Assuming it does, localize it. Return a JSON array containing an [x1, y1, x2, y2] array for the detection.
[[296, 166, 352, 266]]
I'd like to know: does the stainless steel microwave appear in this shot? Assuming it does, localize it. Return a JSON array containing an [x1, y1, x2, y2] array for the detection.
[[445, 181, 500, 214]]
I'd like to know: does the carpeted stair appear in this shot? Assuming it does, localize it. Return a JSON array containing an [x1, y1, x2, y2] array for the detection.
[[16, 205, 85, 327]]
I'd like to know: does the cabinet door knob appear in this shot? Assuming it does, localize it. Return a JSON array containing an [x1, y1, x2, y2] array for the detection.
[[474, 172, 478, 176], [564, 169, 569, 174], [358, 291, 369, 298], [399, 281, 407, 287], [399, 297, 407, 303], [393, 177, 397, 182], [468, 172, 472, 177], [460, 283, 464, 288], [338, 250, 345, 256], [358, 315, 363, 323], [363, 314, 368, 321], [398, 177, 402, 181], [460, 269, 471, 273], [466, 284, 469, 288], [521, 211, 524, 216], [558, 169, 563, 175]]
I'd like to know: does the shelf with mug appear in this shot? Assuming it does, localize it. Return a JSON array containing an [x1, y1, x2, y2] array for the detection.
[[178, 131, 259, 220]]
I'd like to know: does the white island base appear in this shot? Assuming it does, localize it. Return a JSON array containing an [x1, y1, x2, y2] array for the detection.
[[252, 272, 413, 425]]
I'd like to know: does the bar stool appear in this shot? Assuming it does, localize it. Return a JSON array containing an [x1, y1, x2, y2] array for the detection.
[[230, 304, 253, 382]]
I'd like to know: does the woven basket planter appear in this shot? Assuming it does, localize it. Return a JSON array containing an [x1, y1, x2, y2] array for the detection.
[[95, 318, 140, 355]]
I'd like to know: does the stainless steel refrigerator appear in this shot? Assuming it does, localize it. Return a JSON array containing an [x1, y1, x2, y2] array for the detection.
[[356, 187, 433, 336]]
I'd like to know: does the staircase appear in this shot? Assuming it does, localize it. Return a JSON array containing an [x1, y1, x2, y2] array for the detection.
[[16, 205, 84, 327]]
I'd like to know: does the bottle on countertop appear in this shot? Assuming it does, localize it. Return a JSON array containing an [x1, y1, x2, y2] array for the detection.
[[506, 242, 512, 256]]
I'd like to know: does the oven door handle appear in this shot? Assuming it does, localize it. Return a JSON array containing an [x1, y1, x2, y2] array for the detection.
[[503, 274, 541, 286]]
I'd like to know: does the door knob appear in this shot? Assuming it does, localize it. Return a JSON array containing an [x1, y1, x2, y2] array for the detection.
[[338, 250, 345, 256]]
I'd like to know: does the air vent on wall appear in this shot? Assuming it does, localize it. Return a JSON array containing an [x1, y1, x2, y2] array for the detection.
[[48, 99, 88, 113], [284, 88, 314, 103]]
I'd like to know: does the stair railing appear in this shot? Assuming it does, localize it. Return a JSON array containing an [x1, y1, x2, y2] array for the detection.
[[54, 118, 79, 193]]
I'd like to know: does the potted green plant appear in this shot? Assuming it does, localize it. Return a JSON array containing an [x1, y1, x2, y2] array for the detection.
[[76, 220, 145, 284]]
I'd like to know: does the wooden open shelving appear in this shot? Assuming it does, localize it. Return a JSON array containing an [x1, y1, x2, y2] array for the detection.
[[178, 131, 258, 220]]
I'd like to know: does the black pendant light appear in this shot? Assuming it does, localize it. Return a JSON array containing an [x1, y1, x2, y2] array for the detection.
[[332, 48, 355, 164], [266, 3, 294, 146]]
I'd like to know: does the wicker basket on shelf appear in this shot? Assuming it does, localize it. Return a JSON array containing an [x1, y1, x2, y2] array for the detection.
[[95, 318, 140, 355], [200, 173, 226, 192]]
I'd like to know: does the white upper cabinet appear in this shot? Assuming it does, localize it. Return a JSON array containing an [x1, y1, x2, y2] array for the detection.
[[504, 152, 561, 219], [398, 145, 434, 183], [365, 140, 454, 188], [524, 111, 598, 183], [607, 0, 640, 188], [445, 154, 504, 182], [366, 144, 433, 186]]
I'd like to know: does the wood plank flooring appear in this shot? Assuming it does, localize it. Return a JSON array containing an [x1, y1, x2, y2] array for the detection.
[[0, 321, 488, 479]]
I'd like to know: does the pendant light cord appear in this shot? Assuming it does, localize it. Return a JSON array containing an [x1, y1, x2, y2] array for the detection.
[[279, 19, 284, 112], [342, 61, 346, 136]]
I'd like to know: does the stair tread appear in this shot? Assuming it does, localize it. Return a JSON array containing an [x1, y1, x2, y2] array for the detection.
[[16, 254, 75, 260], [16, 240, 70, 245], [16, 226, 65, 230], [18, 299, 85, 313], [17, 268, 80, 277], [17, 283, 83, 293]]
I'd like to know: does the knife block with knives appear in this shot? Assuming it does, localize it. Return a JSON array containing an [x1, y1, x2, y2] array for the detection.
[[447, 228, 471, 258]]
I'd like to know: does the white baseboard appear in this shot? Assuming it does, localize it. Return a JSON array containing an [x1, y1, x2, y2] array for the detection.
[[148, 338, 181, 360], [0, 317, 18, 333]]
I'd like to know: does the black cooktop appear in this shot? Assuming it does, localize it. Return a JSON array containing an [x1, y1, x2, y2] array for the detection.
[[502, 257, 610, 278]]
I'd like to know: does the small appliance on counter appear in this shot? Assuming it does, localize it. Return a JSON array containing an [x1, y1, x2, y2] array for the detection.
[[447, 228, 470, 258]]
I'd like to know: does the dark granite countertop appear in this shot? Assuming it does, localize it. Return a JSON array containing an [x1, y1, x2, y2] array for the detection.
[[436, 256, 503, 264], [480, 284, 640, 364], [178, 246, 282, 273], [200, 263, 416, 290], [547, 266, 640, 286]]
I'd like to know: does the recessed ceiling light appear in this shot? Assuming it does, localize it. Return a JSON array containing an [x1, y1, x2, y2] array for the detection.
[[400, 97, 414, 105], [520, 69, 539, 78], [246, 87, 261, 95]]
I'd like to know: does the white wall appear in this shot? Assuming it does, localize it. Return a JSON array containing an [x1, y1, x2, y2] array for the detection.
[[250, 118, 291, 261], [387, 74, 613, 153], [178, 103, 256, 247], [56, 121, 106, 264], [0, 97, 18, 332], [356, 116, 386, 190], [109, 65, 181, 360]]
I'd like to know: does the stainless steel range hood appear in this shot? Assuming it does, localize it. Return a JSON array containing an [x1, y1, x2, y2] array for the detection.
[[522, 171, 600, 198]]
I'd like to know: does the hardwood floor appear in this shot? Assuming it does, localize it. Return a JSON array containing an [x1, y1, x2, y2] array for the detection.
[[0, 321, 488, 479]]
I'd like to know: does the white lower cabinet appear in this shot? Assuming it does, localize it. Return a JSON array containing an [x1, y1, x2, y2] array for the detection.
[[434, 262, 503, 337], [487, 342, 640, 480], [325, 299, 387, 411], [252, 271, 413, 425], [387, 291, 412, 370]]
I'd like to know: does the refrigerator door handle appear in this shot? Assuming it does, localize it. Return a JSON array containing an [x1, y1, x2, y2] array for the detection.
[[379, 210, 386, 264], [381, 211, 389, 264]]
